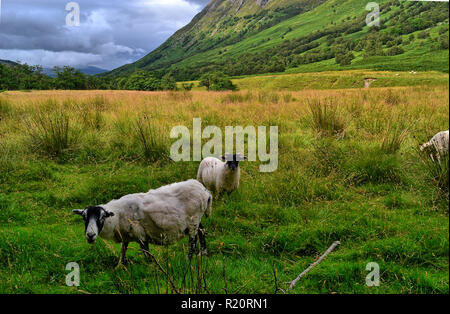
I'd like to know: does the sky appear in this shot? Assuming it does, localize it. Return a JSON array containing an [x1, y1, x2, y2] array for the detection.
[[0, 0, 210, 70]]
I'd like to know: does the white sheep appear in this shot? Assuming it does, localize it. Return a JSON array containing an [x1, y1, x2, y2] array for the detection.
[[420, 130, 449, 161], [197, 153, 246, 196], [72, 179, 212, 264]]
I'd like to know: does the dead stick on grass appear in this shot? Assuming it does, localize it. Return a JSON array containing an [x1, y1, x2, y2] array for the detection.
[[141, 248, 180, 294], [288, 241, 341, 290]]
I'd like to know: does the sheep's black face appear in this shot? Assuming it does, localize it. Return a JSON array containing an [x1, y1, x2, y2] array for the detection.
[[72, 206, 114, 244], [222, 154, 246, 171]]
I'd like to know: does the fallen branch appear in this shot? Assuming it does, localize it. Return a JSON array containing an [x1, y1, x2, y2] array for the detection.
[[141, 247, 180, 294], [272, 260, 286, 294], [288, 241, 341, 290]]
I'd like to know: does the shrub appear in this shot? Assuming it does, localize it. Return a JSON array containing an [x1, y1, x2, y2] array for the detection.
[[417, 30, 430, 39], [199, 72, 237, 91], [335, 51, 355, 66], [385, 46, 405, 56], [181, 83, 195, 91], [124, 70, 161, 91], [160, 74, 178, 91]]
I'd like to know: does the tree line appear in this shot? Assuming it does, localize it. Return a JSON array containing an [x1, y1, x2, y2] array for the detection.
[[0, 63, 236, 92]]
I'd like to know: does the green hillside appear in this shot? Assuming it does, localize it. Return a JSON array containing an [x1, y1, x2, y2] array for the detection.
[[109, 0, 449, 80]]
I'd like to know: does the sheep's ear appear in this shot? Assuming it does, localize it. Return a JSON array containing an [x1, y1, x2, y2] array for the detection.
[[104, 211, 115, 218], [72, 209, 84, 216], [236, 154, 247, 161]]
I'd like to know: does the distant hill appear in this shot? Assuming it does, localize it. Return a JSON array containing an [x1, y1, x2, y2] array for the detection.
[[43, 66, 108, 77], [0, 59, 20, 66], [0, 59, 107, 76], [107, 0, 449, 80]]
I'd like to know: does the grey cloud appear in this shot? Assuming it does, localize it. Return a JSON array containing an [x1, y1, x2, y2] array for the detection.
[[0, 0, 209, 70]]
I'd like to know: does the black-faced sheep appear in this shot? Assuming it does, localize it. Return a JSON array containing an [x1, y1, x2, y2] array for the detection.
[[72, 179, 212, 264], [197, 153, 246, 196]]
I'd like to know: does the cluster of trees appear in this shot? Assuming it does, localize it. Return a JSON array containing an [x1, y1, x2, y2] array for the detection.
[[0, 63, 237, 92], [0, 64, 110, 91], [0, 61, 186, 91], [111, 70, 177, 91], [389, 1, 449, 35], [0, 63, 51, 90], [198, 72, 237, 91]]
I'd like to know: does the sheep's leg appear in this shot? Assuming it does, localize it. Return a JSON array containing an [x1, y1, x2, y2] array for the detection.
[[188, 234, 198, 260], [198, 223, 208, 256], [117, 242, 129, 267], [139, 241, 154, 263]]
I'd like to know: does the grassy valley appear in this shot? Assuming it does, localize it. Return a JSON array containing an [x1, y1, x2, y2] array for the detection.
[[0, 74, 448, 293]]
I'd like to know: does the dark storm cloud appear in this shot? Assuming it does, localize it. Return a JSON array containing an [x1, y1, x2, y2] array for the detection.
[[0, 0, 209, 70]]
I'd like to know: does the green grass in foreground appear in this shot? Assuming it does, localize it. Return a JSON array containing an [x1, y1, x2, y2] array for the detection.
[[0, 84, 448, 294]]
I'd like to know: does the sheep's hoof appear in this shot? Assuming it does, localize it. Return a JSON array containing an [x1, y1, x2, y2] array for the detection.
[[198, 249, 208, 257], [115, 259, 128, 269]]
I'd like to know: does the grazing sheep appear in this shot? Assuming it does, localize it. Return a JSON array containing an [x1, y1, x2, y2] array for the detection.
[[197, 153, 246, 196], [420, 130, 449, 161], [72, 179, 212, 265]]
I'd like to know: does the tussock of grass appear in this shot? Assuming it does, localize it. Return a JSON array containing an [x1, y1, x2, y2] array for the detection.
[[308, 99, 346, 138], [381, 119, 409, 154], [134, 114, 170, 163], [419, 151, 449, 201], [0, 97, 12, 120], [75, 96, 109, 130], [167, 90, 193, 102], [221, 92, 254, 104], [112, 114, 170, 163], [25, 101, 78, 157], [345, 147, 404, 186]]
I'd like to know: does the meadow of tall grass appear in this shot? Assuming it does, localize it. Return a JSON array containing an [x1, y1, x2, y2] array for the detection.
[[0, 84, 448, 294]]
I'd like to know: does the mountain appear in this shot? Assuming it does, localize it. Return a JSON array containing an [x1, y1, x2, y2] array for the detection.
[[77, 66, 108, 76], [1, 59, 108, 76], [0, 59, 20, 66], [108, 0, 449, 80], [108, 0, 326, 76], [43, 66, 108, 77]]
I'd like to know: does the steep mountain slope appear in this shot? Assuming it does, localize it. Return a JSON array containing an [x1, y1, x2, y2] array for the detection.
[[109, 0, 326, 76], [109, 0, 449, 79]]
